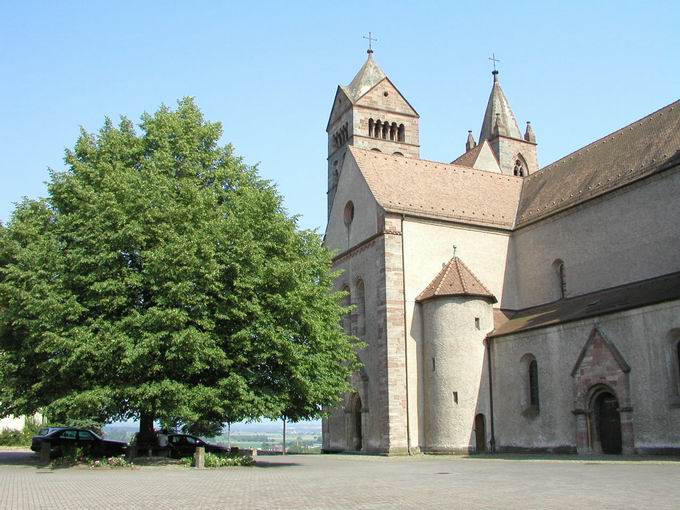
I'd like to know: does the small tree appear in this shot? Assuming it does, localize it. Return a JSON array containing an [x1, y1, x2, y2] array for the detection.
[[0, 98, 360, 434]]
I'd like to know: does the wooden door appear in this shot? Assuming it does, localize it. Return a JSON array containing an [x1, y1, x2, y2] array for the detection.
[[597, 393, 622, 454]]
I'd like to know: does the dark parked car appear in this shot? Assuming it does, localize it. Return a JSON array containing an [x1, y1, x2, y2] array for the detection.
[[167, 433, 229, 458], [37, 426, 66, 437], [31, 428, 127, 458]]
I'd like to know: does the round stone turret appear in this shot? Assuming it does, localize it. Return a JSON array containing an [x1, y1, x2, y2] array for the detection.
[[417, 256, 496, 453]]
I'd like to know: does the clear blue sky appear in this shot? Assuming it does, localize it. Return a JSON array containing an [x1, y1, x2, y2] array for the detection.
[[1, 1, 679, 232]]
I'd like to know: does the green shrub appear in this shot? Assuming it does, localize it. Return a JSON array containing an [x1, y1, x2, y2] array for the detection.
[[0, 428, 25, 446], [0, 416, 42, 446], [182, 452, 254, 468]]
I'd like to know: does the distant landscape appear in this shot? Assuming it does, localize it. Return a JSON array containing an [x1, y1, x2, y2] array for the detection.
[[103, 420, 323, 453]]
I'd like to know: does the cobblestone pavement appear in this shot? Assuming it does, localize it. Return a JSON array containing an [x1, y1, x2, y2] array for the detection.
[[1, 450, 679, 509]]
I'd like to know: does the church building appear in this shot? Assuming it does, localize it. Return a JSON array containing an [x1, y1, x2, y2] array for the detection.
[[322, 49, 680, 455]]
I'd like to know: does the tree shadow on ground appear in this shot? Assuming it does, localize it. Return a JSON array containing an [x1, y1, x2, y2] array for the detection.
[[0, 450, 43, 468], [253, 460, 301, 468]]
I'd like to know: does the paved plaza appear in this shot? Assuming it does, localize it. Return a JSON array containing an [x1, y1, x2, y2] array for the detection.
[[0, 449, 679, 509]]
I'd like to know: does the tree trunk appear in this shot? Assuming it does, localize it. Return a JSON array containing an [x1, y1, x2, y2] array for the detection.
[[138, 411, 156, 456], [139, 412, 155, 437]]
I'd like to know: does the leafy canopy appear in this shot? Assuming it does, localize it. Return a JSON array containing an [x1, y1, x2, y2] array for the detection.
[[0, 98, 360, 429]]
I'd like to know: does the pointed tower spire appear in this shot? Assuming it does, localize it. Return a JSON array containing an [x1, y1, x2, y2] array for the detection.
[[524, 121, 536, 143], [479, 70, 522, 142], [344, 52, 386, 103], [466, 130, 477, 152]]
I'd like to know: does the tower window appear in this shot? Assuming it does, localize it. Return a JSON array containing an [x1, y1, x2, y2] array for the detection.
[[513, 156, 528, 177], [368, 118, 374, 138], [398, 124, 405, 142], [475, 317, 480, 329], [432, 357, 436, 372]]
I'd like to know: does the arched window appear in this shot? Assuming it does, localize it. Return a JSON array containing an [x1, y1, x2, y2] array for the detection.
[[668, 330, 680, 401], [382, 122, 389, 140], [341, 286, 351, 334], [393, 152, 403, 156], [520, 353, 539, 415], [355, 279, 366, 339], [374, 120, 382, 139], [513, 155, 528, 177], [368, 118, 374, 138], [398, 124, 405, 142], [677, 339, 680, 387], [529, 359, 539, 408], [390, 122, 397, 141], [553, 259, 566, 299]]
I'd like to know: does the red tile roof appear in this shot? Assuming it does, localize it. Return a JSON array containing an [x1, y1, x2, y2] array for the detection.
[[416, 257, 497, 303]]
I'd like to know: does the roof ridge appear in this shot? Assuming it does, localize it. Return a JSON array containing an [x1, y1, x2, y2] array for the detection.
[[533, 98, 680, 177], [453, 258, 467, 293], [349, 146, 524, 179]]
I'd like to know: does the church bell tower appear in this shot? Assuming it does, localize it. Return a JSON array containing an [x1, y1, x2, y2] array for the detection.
[[474, 69, 539, 176], [326, 47, 420, 217]]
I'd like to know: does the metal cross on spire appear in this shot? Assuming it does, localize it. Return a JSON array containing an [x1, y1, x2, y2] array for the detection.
[[488, 53, 500, 71], [363, 32, 377, 54]]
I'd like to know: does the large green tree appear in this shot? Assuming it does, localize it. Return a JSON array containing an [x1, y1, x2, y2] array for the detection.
[[0, 98, 359, 435]]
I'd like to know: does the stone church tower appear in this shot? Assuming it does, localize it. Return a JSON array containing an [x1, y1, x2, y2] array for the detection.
[[326, 50, 420, 217], [323, 50, 680, 456], [457, 70, 539, 176]]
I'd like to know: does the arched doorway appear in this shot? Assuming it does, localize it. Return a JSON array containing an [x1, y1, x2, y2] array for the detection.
[[594, 391, 622, 454], [474, 414, 486, 452], [348, 393, 362, 451]]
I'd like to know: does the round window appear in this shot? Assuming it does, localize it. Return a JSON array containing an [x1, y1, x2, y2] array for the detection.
[[344, 201, 355, 226]]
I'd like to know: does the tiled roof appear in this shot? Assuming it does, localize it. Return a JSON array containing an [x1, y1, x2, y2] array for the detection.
[[451, 143, 484, 167], [416, 257, 497, 303], [349, 147, 523, 229], [516, 100, 680, 227], [490, 271, 680, 338]]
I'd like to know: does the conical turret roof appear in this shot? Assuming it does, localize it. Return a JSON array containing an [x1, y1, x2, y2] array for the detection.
[[479, 71, 522, 142], [416, 257, 497, 303], [342, 52, 387, 103]]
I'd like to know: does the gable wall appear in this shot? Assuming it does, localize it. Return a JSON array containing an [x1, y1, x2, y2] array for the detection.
[[354, 80, 419, 158], [505, 166, 680, 309], [324, 155, 381, 255]]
